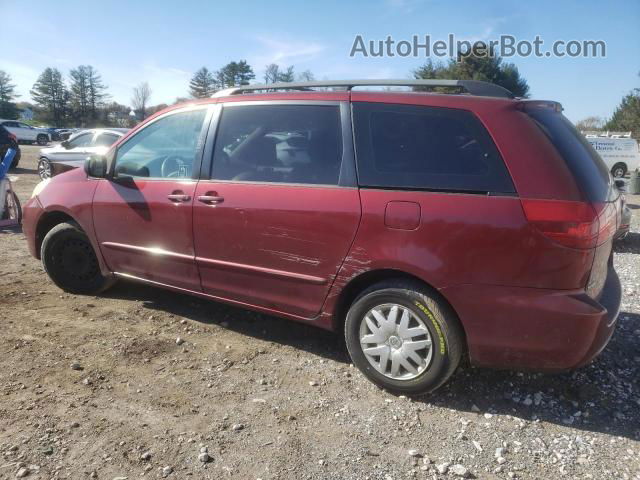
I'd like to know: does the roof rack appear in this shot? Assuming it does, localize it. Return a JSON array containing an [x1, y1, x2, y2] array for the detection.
[[582, 130, 632, 139], [213, 79, 515, 99]]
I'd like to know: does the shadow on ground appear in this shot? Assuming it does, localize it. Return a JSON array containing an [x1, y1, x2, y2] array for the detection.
[[104, 281, 640, 442], [614, 232, 640, 254]]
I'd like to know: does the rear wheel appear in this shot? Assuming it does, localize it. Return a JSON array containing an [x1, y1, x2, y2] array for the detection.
[[36, 134, 48, 146], [41, 222, 114, 294], [611, 163, 627, 178], [38, 158, 52, 179], [345, 280, 464, 394]]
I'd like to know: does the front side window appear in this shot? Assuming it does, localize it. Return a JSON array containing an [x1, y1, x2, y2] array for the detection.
[[212, 104, 342, 185], [94, 133, 119, 147], [113, 109, 207, 179], [67, 133, 94, 149], [353, 103, 515, 193]]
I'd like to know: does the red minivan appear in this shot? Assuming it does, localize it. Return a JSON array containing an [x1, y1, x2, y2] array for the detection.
[[22, 80, 622, 394]]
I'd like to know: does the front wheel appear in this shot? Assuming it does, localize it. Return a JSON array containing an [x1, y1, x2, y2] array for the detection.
[[36, 134, 48, 146], [345, 280, 464, 394], [41, 222, 114, 294], [38, 158, 52, 179]]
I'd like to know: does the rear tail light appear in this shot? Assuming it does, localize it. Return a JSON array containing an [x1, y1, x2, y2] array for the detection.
[[521, 199, 599, 249]]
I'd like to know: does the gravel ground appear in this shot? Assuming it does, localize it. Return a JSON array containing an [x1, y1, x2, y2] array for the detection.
[[0, 145, 639, 480]]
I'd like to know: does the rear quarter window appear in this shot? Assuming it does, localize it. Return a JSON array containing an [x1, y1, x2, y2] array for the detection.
[[352, 103, 515, 194]]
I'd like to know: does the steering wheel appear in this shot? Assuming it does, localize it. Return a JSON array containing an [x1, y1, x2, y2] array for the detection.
[[161, 155, 186, 178]]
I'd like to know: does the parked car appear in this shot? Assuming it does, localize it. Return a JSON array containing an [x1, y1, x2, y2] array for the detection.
[[583, 132, 640, 178], [37, 128, 130, 179], [0, 120, 51, 145], [57, 129, 77, 141], [0, 125, 21, 169], [22, 80, 623, 394]]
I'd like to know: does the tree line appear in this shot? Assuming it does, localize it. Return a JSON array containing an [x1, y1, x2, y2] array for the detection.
[[0, 43, 636, 136]]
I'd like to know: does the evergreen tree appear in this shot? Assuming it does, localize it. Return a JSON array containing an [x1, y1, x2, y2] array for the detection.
[[189, 67, 216, 98], [30, 67, 67, 125], [0, 70, 20, 119]]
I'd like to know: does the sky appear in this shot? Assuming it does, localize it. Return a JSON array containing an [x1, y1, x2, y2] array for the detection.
[[1, 0, 639, 122]]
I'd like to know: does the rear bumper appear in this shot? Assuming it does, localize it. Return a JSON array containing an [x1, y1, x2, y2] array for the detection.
[[440, 265, 621, 371]]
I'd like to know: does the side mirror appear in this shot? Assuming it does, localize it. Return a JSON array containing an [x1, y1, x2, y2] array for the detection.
[[84, 155, 108, 178], [61, 140, 71, 149]]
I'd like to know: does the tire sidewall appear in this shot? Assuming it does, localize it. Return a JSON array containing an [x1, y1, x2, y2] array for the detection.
[[345, 288, 454, 394], [42, 224, 106, 294], [37, 135, 48, 146]]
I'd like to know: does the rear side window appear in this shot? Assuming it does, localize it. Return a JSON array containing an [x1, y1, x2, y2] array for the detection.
[[353, 103, 515, 193], [526, 109, 613, 202], [212, 104, 342, 186], [94, 133, 119, 147]]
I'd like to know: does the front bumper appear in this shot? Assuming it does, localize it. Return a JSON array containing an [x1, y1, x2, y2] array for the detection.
[[22, 195, 44, 259], [440, 264, 622, 371]]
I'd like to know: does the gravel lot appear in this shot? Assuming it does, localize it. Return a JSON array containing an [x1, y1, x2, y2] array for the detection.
[[1, 145, 639, 480]]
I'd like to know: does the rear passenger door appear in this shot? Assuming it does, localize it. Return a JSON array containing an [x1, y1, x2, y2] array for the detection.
[[193, 101, 360, 319]]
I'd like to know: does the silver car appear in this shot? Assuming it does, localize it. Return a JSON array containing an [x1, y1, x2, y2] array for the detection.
[[38, 128, 129, 179], [0, 120, 51, 145]]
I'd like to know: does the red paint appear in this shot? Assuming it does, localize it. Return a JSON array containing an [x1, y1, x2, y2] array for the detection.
[[22, 89, 622, 373]]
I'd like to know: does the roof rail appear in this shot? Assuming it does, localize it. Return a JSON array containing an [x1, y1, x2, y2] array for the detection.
[[581, 130, 632, 138], [213, 79, 515, 99]]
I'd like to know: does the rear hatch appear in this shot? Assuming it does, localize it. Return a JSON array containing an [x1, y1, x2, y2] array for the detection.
[[520, 101, 621, 299]]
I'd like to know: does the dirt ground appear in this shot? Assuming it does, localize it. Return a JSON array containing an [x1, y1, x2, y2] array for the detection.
[[1, 145, 639, 480]]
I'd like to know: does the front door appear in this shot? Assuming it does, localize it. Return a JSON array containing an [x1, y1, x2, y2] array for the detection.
[[93, 106, 210, 291], [193, 102, 361, 319]]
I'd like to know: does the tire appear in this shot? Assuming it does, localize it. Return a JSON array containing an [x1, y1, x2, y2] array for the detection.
[[1, 189, 21, 223], [345, 280, 464, 394], [38, 158, 52, 179], [41, 222, 114, 294], [611, 163, 627, 178], [36, 134, 48, 146]]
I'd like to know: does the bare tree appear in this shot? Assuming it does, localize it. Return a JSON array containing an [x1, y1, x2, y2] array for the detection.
[[575, 116, 605, 131], [132, 82, 152, 120]]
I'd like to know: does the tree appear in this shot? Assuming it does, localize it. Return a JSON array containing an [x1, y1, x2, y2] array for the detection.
[[30, 67, 68, 126], [414, 42, 530, 98], [69, 65, 108, 126], [605, 74, 640, 138], [132, 82, 152, 121], [575, 116, 605, 131], [263, 64, 295, 83], [214, 61, 256, 88], [297, 70, 315, 82], [0, 70, 20, 119], [189, 67, 216, 98]]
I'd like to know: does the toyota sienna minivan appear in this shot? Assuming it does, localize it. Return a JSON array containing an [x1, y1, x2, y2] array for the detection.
[[23, 80, 622, 394]]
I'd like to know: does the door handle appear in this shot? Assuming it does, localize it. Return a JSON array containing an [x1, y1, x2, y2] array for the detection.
[[168, 191, 191, 202], [197, 195, 224, 205]]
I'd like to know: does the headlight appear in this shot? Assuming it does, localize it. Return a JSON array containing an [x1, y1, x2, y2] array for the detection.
[[31, 178, 50, 198]]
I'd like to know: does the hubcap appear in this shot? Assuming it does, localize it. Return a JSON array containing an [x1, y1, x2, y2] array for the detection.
[[359, 303, 433, 380], [39, 160, 51, 179]]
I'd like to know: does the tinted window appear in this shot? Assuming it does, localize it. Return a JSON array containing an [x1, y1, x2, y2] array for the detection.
[[68, 133, 94, 148], [94, 133, 119, 147], [114, 109, 207, 179], [212, 104, 342, 185], [527, 109, 613, 202], [353, 103, 515, 193]]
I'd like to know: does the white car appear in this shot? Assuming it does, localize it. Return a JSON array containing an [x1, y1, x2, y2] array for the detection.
[[38, 128, 129, 179], [0, 119, 51, 145]]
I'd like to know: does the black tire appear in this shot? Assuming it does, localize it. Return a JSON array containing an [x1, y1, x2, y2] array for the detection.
[[611, 163, 627, 178], [36, 134, 48, 146], [41, 222, 114, 294], [345, 280, 464, 394], [38, 158, 52, 179]]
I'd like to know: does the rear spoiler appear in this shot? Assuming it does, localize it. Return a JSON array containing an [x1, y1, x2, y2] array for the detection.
[[516, 100, 563, 113]]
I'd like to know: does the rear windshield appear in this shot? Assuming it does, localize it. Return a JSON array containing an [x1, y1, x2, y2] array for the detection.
[[527, 109, 614, 202]]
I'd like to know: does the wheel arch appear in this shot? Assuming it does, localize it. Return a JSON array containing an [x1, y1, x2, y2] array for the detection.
[[330, 268, 467, 344], [34, 210, 78, 259]]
